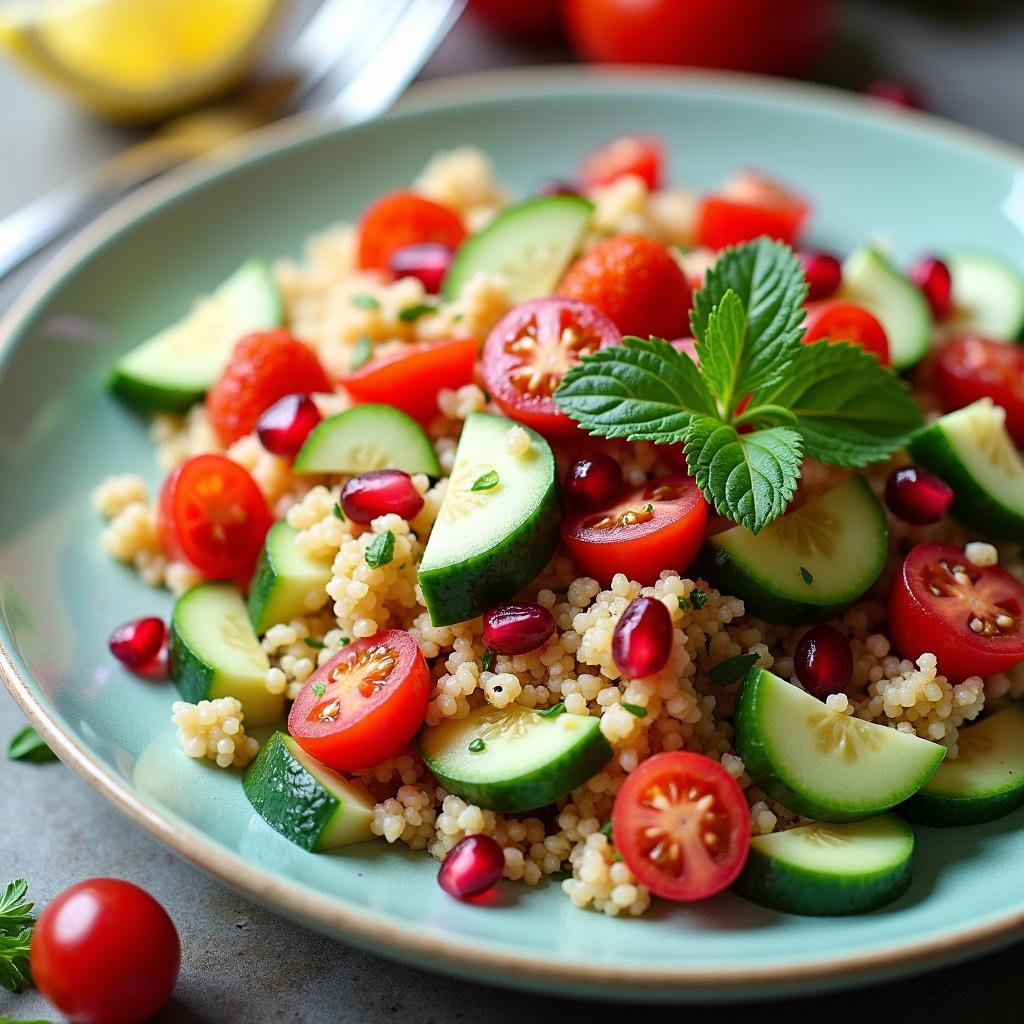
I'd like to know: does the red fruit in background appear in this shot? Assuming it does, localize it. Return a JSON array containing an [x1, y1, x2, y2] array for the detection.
[[468, 0, 561, 37], [580, 136, 664, 192], [696, 170, 810, 250]]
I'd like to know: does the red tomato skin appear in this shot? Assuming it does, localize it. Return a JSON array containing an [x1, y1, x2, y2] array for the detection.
[[31, 878, 180, 1024], [612, 752, 750, 901], [580, 136, 664, 191], [357, 191, 466, 273], [558, 235, 692, 340], [468, 0, 561, 36], [289, 631, 430, 771], [803, 300, 891, 365], [206, 330, 331, 445], [561, 475, 708, 585], [696, 188, 810, 250], [888, 543, 1024, 683], [340, 338, 477, 423]]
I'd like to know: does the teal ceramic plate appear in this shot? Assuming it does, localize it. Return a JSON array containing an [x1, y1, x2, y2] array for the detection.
[[3, 68, 1024, 1002]]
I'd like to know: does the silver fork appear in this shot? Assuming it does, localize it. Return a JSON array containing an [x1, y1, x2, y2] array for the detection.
[[0, 0, 465, 282]]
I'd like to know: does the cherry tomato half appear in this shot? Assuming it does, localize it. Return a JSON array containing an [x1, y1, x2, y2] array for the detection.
[[340, 337, 478, 423], [696, 170, 809, 250], [612, 751, 750, 901], [157, 454, 271, 586], [803, 300, 890, 365], [31, 878, 180, 1024], [481, 297, 621, 438], [889, 542, 1024, 683], [580, 136, 664, 191], [289, 630, 430, 771], [935, 336, 1024, 447], [561, 474, 708, 585], [357, 191, 466, 273]]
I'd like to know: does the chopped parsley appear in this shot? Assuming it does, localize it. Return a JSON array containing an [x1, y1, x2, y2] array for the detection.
[[351, 293, 380, 310], [349, 336, 373, 370], [364, 530, 395, 569], [707, 653, 760, 687], [333, 502, 345, 520], [397, 303, 436, 322], [305, 637, 326, 650], [622, 702, 648, 718], [468, 738, 486, 753], [690, 587, 708, 609], [677, 595, 691, 612], [312, 682, 326, 697], [799, 565, 814, 586], [482, 650, 495, 672], [537, 702, 566, 719], [470, 470, 500, 492]]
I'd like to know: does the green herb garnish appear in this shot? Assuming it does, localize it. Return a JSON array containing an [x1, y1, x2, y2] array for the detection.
[[708, 653, 760, 687], [338, 637, 351, 647], [0, 880, 34, 993], [799, 566, 814, 586], [312, 682, 326, 697], [349, 336, 373, 370], [351, 293, 380, 310], [7, 727, 56, 764], [551, 868, 573, 881], [468, 738, 486, 753], [622, 702, 648, 718], [333, 502, 345, 521], [690, 588, 708, 609], [677, 595, 691, 612], [481, 650, 495, 672], [537, 702, 566, 719], [397, 303, 436, 322], [642, 502, 654, 513], [714, 548, 730, 566], [601, 820, 613, 840], [364, 530, 395, 569], [470, 470, 499, 492], [305, 637, 326, 650]]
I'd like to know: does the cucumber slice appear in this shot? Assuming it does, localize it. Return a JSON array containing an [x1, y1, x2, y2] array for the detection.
[[702, 476, 887, 625], [170, 582, 283, 727], [840, 245, 933, 369], [908, 398, 1024, 540], [733, 814, 914, 916], [110, 258, 283, 411], [946, 252, 1024, 341], [735, 667, 946, 822], [294, 404, 440, 477], [418, 412, 560, 626], [418, 703, 612, 812], [901, 704, 1024, 826], [243, 731, 374, 851], [442, 195, 593, 305], [248, 521, 333, 635]]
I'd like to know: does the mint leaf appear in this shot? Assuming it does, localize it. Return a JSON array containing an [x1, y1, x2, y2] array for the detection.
[[708, 653, 760, 686], [364, 531, 395, 569], [0, 880, 33, 994], [685, 417, 802, 532], [554, 336, 717, 441], [694, 288, 746, 413], [690, 238, 808, 395], [471, 470, 499, 492], [7, 727, 56, 764], [754, 341, 924, 466]]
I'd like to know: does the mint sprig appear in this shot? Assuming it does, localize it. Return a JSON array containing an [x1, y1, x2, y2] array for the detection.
[[0, 879, 34, 993], [554, 237, 923, 532]]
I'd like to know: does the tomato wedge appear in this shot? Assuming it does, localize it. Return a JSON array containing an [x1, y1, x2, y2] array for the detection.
[[935, 336, 1024, 447], [561, 474, 708, 585], [889, 542, 1024, 683], [340, 338, 478, 423], [157, 454, 271, 586], [289, 630, 430, 771], [580, 135, 664, 191], [481, 297, 621, 438], [696, 170, 809, 250], [803, 300, 890, 365], [612, 751, 750, 901], [357, 191, 466, 273]]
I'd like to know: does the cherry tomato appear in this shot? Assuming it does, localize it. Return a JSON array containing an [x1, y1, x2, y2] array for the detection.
[[31, 878, 180, 1024], [158, 454, 271, 586], [206, 329, 331, 445], [803, 300, 890, 365], [357, 191, 466, 273], [481, 297, 621, 438], [935, 336, 1024, 447], [561, 474, 708, 585], [580, 136, 664, 191], [289, 630, 430, 771], [557, 235, 692, 340], [612, 751, 750, 901], [889, 542, 1024, 683], [341, 337, 477, 423], [563, 0, 833, 76], [696, 171, 810, 250]]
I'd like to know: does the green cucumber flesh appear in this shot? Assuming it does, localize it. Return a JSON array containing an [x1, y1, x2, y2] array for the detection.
[[733, 814, 914, 916], [243, 732, 374, 851], [418, 412, 560, 626], [170, 582, 283, 727], [294, 403, 440, 477], [945, 252, 1024, 342], [418, 703, 612, 812], [442, 194, 593, 305], [110, 258, 283, 411], [908, 398, 1024, 540], [901, 703, 1024, 826], [702, 476, 887, 624], [840, 245, 933, 369], [735, 667, 945, 822], [248, 522, 332, 635]]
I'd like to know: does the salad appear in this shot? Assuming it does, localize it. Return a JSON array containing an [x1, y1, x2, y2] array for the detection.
[[93, 136, 1024, 918]]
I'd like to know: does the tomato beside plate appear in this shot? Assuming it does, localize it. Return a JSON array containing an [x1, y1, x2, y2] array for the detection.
[[357, 191, 466, 273], [803, 300, 891, 365]]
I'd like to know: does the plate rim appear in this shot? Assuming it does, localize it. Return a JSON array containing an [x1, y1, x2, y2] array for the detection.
[[4, 64, 1024, 995]]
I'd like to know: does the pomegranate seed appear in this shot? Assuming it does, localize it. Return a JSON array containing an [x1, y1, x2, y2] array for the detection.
[[909, 256, 953, 320], [257, 393, 321, 458], [438, 834, 505, 899], [109, 617, 166, 671], [797, 250, 842, 301], [863, 78, 924, 110], [388, 242, 453, 294], [340, 470, 424, 524], [885, 465, 954, 525], [564, 453, 623, 508], [612, 596, 673, 678], [483, 602, 555, 655], [535, 178, 578, 198], [795, 624, 853, 700]]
